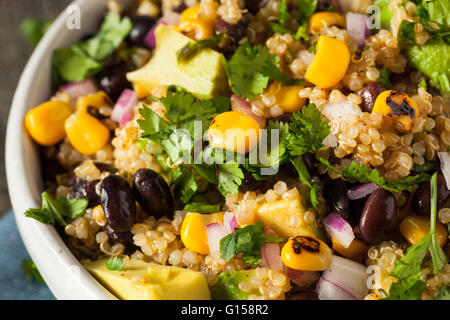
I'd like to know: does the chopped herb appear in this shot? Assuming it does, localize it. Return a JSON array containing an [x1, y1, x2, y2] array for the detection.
[[20, 18, 52, 47], [413, 162, 436, 173], [170, 165, 198, 204], [285, 104, 331, 156], [24, 192, 89, 226], [220, 221, 284, 266], [319, 158, 430, 192], [106, 256, 125, 271], [294, 0, 318, 24], [217, 162, 245, 198], [291, 156, 320, 210], [418, 79, 428, 90], [177, 33, 227, 62], [183, 202, 221, 213], [279, 0, 290, 25], [308, 41, 317, 53], [376, 66, 391, 89], [397, 20, 417, 45], [22, 260, 45, 284]]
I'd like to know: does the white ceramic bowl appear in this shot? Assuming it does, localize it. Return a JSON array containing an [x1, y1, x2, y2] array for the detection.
[[6, 0, 133, 300]]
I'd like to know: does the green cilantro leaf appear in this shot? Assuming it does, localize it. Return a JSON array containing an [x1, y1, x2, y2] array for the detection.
[[397, 20, 417, 45], [106, 256, 125, 271], [217, 162, 245, 198], [279, 0, 290, 25], [177, 33, 227, 62], [22, 260, 45, 284], [285, 104, 330, 156], [291, 156, 320, 210], [220, 221, 285, 266], [24, 192, 88, 227], [377, 66, 391, 89], [183, 202, 221, 213], [294, 0, 318, 24], [319, 159, 430, 192], [435, 285, 450, 300], [52, 12, 131, 83], [170, 165, 198, 204], [20, 18, 52, 47]]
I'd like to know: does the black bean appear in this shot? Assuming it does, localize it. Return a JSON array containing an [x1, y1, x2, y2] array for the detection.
[[132, 169, 174, 220], [127, 15, 156, 47], [103, 224, 134, 248], [41, 158, 65, 182], [303, 152, 318, 176], [98, 58, 131, 102], [323, 179, 353, 223], [360, 82, 386, 113], [359, 189, 398, 244], [101, 175, 137, 233], [69, 178, 101, 207], [411, 174, 450, 216], [269, 113, 293, 123], [286, 289, 319, 300], [244, 0, 269, 14], [215, 18, 245, 42], [94, 162, 117, 173]]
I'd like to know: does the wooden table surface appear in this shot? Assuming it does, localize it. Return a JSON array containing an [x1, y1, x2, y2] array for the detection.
[[0, 0, 72, 214]]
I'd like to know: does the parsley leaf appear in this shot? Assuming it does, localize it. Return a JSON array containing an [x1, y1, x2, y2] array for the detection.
[[291, 156, 320, 210], [22, 260, 45, 284], [24, 192, 89, 227], [217, 162, 245, 197], [177, 33, 227, 62], [224, 43, 302, 99], [106, 256, 125, 271], [20, 18, 52, 47], [183, 202, 221, 213], [319, 159, 430, 192], [285, 104, 331, 156], [52, 12, 131, 83], [220, 221, 285, 266], [170, 165, 199, 204]]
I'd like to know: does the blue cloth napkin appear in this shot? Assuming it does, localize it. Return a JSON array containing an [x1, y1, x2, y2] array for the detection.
[[0, 210, 55, 300]]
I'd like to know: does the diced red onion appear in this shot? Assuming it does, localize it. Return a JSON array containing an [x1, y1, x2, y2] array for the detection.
[[323, 213, 355, 248], [261, 243, 283, 271], [223, 212, 237, 233], [144, 12, 180, 49], [286, 268, 320, 288], [231, 95, 266, 128], [347, 182, 379, 200], [316, 255, 369, 300], [321, 101, 362, 122], [438, 152, 450, 190], [206, 222, 231, 260], [111, 89, 138, 126], [60, 78, 98, 100], [346, 12, 370, 48]]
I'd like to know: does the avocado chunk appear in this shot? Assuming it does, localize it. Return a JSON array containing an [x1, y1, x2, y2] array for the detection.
[[126, 25, 229, 99], [210, 270, 258, 300], [406, 38, 450, 94], [84, 259, 211, 300]]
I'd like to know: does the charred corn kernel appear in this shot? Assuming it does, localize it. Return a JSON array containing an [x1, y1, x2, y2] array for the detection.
[[305, 36, 350, 88], [25, 101, 73, 146], [273, 84, 306, 113], [372, 90, 420, 131], [92, 205, 106, 227], [281, 236, 332, 271], [307, 12, 346, 33], [331, 237, 368, 261], [76, 91, 112, 113], [64, 111, 110, 155], [180, 212, 224, 255], [208, 111, 261, 153], [178, 4, 218, 41], [400, 215, 447, 247]]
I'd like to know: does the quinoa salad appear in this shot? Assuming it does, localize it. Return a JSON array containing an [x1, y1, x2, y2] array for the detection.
[[23, 0, 450, 300]]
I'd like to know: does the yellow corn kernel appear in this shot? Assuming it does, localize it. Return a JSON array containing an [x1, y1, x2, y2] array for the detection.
[[331, 237, 368, 262], [372, 90, 420, 131], [281, 235, 332, 271], [64, 111, 110, 155], [308, 12, 346, 33], [180, 212, 224, 255], [76, 91, 112, 113], [208, 111, 261, 153], [25, 101, 73, 146], [305, 35, 350, 89], [92, 205, 106, 227], [133, 83, 153, 99], [399, 215, 447, 247], [178, 4, 218, 41], [270, 83, 306, 113]]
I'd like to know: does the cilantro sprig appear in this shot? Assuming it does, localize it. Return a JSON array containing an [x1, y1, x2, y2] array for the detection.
[[319, 158, 430, 192], [220, 221, 285, 266], [106, 256, 125, 272], [384, 173, 448, 300], [24, 192, 89, 227]]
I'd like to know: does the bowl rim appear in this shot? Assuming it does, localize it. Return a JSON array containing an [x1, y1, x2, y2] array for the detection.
[[5, 0, 119, 300]]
